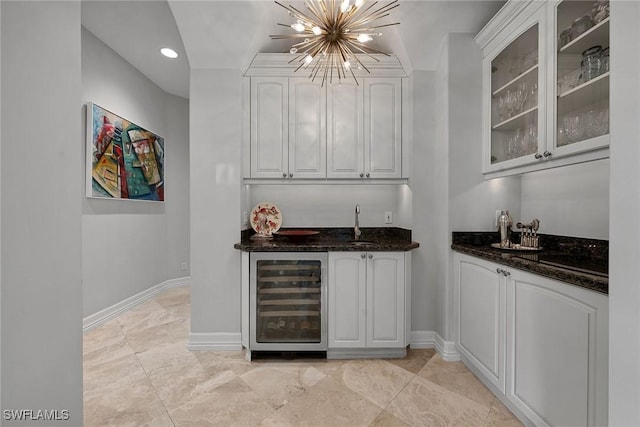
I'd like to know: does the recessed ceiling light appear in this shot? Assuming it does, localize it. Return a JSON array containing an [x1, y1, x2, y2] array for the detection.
[[160, 48, 178, 59]]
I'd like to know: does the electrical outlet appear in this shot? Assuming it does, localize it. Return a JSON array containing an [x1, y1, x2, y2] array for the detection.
[[180, 262, 187, 271], [384, 211, 393, 224]]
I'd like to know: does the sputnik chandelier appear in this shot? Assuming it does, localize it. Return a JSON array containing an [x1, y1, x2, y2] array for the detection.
[[270, 0, 399, 86]]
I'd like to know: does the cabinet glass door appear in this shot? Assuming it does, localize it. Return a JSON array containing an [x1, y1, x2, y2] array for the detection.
[[255, 260, 322, 343], [555, 0, 609, 153], [490, 24, 540, 166]]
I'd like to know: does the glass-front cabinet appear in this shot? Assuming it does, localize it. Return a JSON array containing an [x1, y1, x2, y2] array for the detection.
[[553, 0, 609, 156], [488, 20, 543, 169], [478, 0, 610, 177]]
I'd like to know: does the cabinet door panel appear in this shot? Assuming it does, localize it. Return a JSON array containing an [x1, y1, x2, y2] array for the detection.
[[250, 77, 289, 178], [328, 253, 366, 348], [364, 78, 401, 178], [457, 257, 505, 392], [367, 253, 404, 347], [289, 78, 326, 178], [509, 276, 596, 427], [327, 82, 363, 178]]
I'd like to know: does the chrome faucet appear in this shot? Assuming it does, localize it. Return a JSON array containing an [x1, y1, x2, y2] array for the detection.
[[354, 204, 362, 240]]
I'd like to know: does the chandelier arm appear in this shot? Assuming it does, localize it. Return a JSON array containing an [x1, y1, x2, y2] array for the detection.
[[350, 22, 400, 32], [304, 1, 330, 29], [346, 40, 390, 57], [349, 2, 399, 27], [287, 3, 324, 28]]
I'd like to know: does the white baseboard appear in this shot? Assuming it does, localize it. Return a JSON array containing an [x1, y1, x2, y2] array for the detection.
[[83, 277, 191, 333], [410, 330, 460, 361], [188, 332, 243, 351]]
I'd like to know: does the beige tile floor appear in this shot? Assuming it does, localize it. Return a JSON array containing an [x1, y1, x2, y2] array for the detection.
[[83, 285, 523, 426]]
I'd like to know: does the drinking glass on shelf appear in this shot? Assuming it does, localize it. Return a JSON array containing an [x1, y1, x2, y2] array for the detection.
[[517, 82, 528, 113], [526, 82, 538, 110], [593, 107, 609, 136], [564, 114, 585, 143]]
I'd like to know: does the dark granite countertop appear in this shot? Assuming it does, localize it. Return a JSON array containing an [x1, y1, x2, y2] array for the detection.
[[234, 227, 419, 252], [451, 232, 608, 294]]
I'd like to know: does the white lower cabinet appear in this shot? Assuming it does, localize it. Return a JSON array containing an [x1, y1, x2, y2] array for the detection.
[[328, 252, 406, 351], [454, 255, 506, 393], [454, 252, 608, 427]]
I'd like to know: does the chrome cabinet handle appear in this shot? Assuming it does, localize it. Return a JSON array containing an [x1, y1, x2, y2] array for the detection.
[[289, 173, 293, 178], [496, 268, 509, 276], [368, 254, 373, 259], [361, 253, 366, 259], [543, 151, 552, 158], [366, 173, 370, 178], [282, 173, 287, 178], [534, 153, 543, 159], [360, 173, 364, 178]]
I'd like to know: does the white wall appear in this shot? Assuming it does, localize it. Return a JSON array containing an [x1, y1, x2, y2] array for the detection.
[[1, 1, 83, 423], [439, 33, 522, 342], [248, 184, 409, 229], [410, 70, 437, 333], [190, 69, 243, 338], [81, 27, 190, 317], [520, 159, 609, 239], [609, 2, 640, 425]]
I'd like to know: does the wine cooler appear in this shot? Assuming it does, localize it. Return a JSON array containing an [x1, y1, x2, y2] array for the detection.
[[250, 252, 327, 351]]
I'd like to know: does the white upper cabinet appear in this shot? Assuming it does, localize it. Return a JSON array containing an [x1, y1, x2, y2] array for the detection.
[[250, 77, 289, 178], [477, 0, 610, 177], [244, 54, 406, 182], [327, 81, 364, 178], [364, 78, 402, 179], [289, 78, 327, 179]]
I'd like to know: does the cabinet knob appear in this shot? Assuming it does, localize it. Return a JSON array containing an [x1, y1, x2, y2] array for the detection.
[[368, 254, 373, 259], [534, 153, 543, 160], [366, 173, 370, 178], [289, 173, 293, 178], [360, 173, 364, 178], [361, 253, 366, 259], [543, 151, 552, 158], [496, 268, 503, 274], [282, 173, 287, 178]]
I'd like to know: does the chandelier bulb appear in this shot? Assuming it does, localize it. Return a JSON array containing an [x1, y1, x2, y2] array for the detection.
[[340, 0, 351, 13], [355, 0, 365, 8], [305, 54, 314, 64], [312, 26, 322, 35], [357, 34, 373, 43], [290, 47, 298, 54], [291, 22, 305, 32], [344, 60, 351, 69]]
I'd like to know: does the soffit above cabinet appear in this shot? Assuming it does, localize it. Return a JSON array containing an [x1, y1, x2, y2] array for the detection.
[[244, 53, 407, 78]]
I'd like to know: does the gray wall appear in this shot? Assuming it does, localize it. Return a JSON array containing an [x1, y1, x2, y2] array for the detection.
[[190, 69, 243, 337], [410, 70, 437, 333], [1, 1, 83, 423], [609, 2, 640, 425], [81, 27, 190, 317], [521, 159, 609, 239]]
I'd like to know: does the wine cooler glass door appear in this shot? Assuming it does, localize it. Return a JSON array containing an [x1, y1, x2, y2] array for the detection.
[[250, 253, 327, 351]]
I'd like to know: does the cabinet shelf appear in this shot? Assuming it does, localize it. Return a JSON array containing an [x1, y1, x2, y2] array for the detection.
[[259, 298, 320, 306], [559, 17, 609, 55], [259, 264, 320, 271], [258, 310, 320, 317], [492, 64, 538, 96], [492, 106, 538, 131], [258, 288, 320, 294], [258, 276, 320, 283], [558, 72, 609, 108]]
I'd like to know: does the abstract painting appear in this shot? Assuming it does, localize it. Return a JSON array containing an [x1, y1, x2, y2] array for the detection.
[[86, 103, 165, 201]]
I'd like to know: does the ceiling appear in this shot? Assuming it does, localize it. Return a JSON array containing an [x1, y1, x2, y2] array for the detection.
[[82, 0, 505, 99]]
